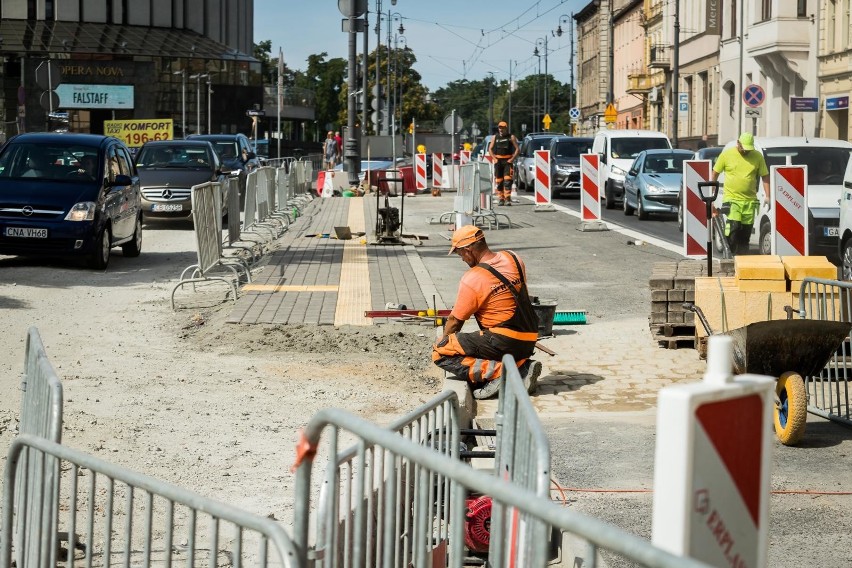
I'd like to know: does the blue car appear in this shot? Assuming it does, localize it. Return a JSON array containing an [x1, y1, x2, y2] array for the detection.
[[622, 149, 694, 220], [0, 133, 142, 269]]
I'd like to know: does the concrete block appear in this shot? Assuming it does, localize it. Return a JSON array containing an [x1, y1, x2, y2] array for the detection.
[[667, 289, 685, 302], [668, 301, 686, 313], [674, 276, 696, 291], [651, 301, 668, 314], [667, 311, 684, 323], [694, 276, 742, 337], [650, 276, 674, 290], [735, 256, 785, 280], [781, 256, 838, 281], [685, 290, 695, 302], [651, 289, 668, 302], [742, 291, 793, 326], [737, 279, 788, 292], [650, 312, 668, 324], [684, 310, 695, 324]]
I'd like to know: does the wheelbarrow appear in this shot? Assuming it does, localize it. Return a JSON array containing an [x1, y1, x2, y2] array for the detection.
[[685, 302, 852, 446]]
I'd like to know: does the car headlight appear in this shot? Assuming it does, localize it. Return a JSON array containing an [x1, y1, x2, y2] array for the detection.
[[611, 165, 627, 177], [65, 202, 96, 221], [555, 165, 576, 173], [646, 184, 665, 194]]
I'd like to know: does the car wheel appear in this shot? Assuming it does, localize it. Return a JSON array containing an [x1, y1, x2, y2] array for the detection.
[[637, 194, 649, 220], [843, 239, 852, 280], [623, 191, 634, 216], [518, 177, 526, 191], [604, 182, 616, 209], [122, 215, 143, 257], [759, 221, 772, 255], [88, 226, 111, 270]]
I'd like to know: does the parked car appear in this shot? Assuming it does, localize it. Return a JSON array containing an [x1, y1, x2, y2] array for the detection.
[[676, 146, 724, 231], [591, 129, 672, 208], [0, 132, 142, 269], [549, 136, 594, 197], [135, 140, 226, 218], [187, 133, 259, 205], [515, 132, 565, 191], [471, 135, 493, 162], [622, 149, 694, 220]]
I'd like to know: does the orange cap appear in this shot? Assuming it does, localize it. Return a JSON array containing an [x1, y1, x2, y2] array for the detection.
[[498, 121, 508, 127], [448, 225, 484, 254]]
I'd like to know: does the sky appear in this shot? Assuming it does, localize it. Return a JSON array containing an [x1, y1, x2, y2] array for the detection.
[[255, 0, 589, 92]]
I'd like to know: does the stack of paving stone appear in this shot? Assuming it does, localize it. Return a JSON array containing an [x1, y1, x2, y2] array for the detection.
[[650, 259, 735, 349]]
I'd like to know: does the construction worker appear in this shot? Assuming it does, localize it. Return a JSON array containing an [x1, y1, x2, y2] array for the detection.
[[432, 225, 542, 399], [488, 121, 520, 206]]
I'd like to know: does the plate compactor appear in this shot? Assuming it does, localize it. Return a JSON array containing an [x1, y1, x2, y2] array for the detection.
[[373, 170, 405, 245]]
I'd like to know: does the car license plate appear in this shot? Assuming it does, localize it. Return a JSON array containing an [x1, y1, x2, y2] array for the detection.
[[824, 227, 839, 237], [5, 227, 47, 238], [152, 203, 183, 212]]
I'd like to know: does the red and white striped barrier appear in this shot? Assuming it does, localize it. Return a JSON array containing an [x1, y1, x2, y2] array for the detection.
[[432, 153, 443, 188], [580, 153, 601, 221], [415, 153, 427, 192], [459, 150, 471, 166], [771, 165, 808, 256], [534, 150, 551, 205], [683, 160, 712, 258]]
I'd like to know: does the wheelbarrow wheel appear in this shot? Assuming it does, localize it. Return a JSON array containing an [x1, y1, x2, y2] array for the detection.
[[774, 372, 807, 446]]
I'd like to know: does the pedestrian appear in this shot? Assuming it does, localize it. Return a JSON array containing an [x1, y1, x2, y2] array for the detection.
[[711, 132, 769, 255], [488, 121, 520, 206], [323, 131, 337, 170], [334, 131, 343, 164], [432, 225, 542, 400]]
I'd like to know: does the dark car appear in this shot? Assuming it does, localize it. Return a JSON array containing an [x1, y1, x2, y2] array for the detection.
[[186, 133, 259, 204], [0, 133, 142, 269], [549, 136, 594, 197], [135, 140, 226, 218]]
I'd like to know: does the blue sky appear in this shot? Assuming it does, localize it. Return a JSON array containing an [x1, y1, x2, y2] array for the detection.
[[255, 0, 588, 91]]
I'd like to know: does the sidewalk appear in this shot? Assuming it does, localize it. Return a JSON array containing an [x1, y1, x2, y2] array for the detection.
[[227, 191, 708, 419]]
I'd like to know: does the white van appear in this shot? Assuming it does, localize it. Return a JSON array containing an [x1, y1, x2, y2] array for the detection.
[[716, 137, 851, 259], [591, 129, 671, 209], [835, 149, 852, 276]]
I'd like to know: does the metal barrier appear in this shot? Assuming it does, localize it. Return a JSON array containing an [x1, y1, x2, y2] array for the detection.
[[797, 277, 852, 428], [292, 408, 712, 568], [171, 183, 246, 309], [15, 328, 64, 568], [490, 355, 551, 567], [309, 391, 463, 568], [432, 162, 512, 229], [1, 435, 299, 568]]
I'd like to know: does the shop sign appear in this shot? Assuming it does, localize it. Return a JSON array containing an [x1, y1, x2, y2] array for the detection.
[[104, 119, 173, 147], [55, 84, 134, 109]]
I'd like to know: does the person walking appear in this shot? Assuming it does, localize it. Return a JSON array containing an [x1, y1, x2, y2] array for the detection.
[[488, 121, 520, 206], [323, 131, 337, 170], [432, 225, 542, 399], [334, 131, 343, 165], [711, 132, 769, 255]]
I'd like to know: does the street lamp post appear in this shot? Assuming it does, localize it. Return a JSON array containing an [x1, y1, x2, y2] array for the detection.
[[206, 75, 213, 134], [556, 14, 575, 133], [189, 73, 209, 134], [534, 36, 549, 120], [173, 70, 186, 137]]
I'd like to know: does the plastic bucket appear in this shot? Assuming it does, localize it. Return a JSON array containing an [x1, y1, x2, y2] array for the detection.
[[531, 299, 558, 338]]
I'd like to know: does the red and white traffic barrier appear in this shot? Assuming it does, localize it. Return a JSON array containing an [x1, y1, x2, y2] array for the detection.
[[771, 165, 808, 256], [683, 160, 712, 258], [459, 150, 471, 166], [432, 153, 443, 189], [415, 153, 427, 193], [580, 153, 601, 221], [534, 150, 551, 205]]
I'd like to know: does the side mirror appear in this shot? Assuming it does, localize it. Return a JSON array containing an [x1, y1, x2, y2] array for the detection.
[[629, 168, 638, 176], [246, 151, 257, 160]]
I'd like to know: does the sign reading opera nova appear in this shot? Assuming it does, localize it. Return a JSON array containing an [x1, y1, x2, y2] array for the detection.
[[55, 84, 135, 109]]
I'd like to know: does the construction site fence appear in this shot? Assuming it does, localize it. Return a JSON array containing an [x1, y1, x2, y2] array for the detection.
[[797, 277, 852, 429], [0, 434, 299, 568]]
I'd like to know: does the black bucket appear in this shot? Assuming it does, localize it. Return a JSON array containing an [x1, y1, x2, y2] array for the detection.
[[531, 298, 558, 338]]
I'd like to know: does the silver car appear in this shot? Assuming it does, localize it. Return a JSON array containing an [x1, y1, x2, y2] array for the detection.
[[515, 133, 564, 191], [622, 149, 694, 220]]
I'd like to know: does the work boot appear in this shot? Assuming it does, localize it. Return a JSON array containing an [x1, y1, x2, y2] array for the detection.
[[519, 360, 542, 394], [498, 200, 506, 206], [505, 200, 512, 206], [472, 378, 501, 400]]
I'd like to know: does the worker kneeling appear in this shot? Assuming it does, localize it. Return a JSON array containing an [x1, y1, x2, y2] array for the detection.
[[432, 226, 542, 399]]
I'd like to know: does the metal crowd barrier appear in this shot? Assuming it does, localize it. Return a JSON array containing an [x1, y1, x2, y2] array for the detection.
[[15, 328, 64, 568], [433, 162, 512, 229], [171, 183, 248, 309], [1, 435, 299, 568], [292, 408, 712, 568], [490, 356, 551, 567], [797, 277, 852, 429]]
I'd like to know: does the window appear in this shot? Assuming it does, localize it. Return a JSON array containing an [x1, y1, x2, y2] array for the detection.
[[728, 0, 737, 39], [797, 0, 807, 17], [761, 0, 772, 21]]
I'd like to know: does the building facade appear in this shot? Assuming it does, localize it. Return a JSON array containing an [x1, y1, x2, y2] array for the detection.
[[612, 0, 644, 130], [574, 0, 611, 136], [0, 0, 266, 142]]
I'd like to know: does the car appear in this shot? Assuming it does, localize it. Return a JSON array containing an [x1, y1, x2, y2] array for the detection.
[[186, 133, 259, 205], [135, 140, 227, 219], [622, 149, 694, 220], [677, 146, 724, 231], [0, 132, 142, 269], [591, 129, 672, 208], [548, 136, 594, 197], [471, 135, 493, 162], [515, 133, 565, 191]]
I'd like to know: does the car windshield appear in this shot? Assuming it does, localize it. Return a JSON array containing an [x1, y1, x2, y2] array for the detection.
[[0, 142, 100, 181], [643, 153, 691, 174], [527, 137, 556, 152], [554, 140, 592, 158], [611, 138, 669, 159], [762, 147, 852, 186], [209, 141, 239, 161], [137, 145, 211, 168]]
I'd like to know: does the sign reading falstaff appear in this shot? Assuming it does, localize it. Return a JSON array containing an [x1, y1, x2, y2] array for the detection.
[[104, 119, 173, 148], [55, 84, 134, 109]]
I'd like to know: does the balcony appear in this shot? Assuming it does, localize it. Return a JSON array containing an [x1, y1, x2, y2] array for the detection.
[[649, 44, 671, 69], [644, 0, 663, 24], [626, 72, 653, 94]]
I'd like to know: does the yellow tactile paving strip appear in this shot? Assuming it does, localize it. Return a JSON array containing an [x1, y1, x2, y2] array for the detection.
[[241, 284, 339, 293], [334, 197, 372, 326]]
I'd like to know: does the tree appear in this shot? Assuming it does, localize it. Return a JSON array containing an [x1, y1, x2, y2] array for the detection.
[[291, 53, 347, 135]]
